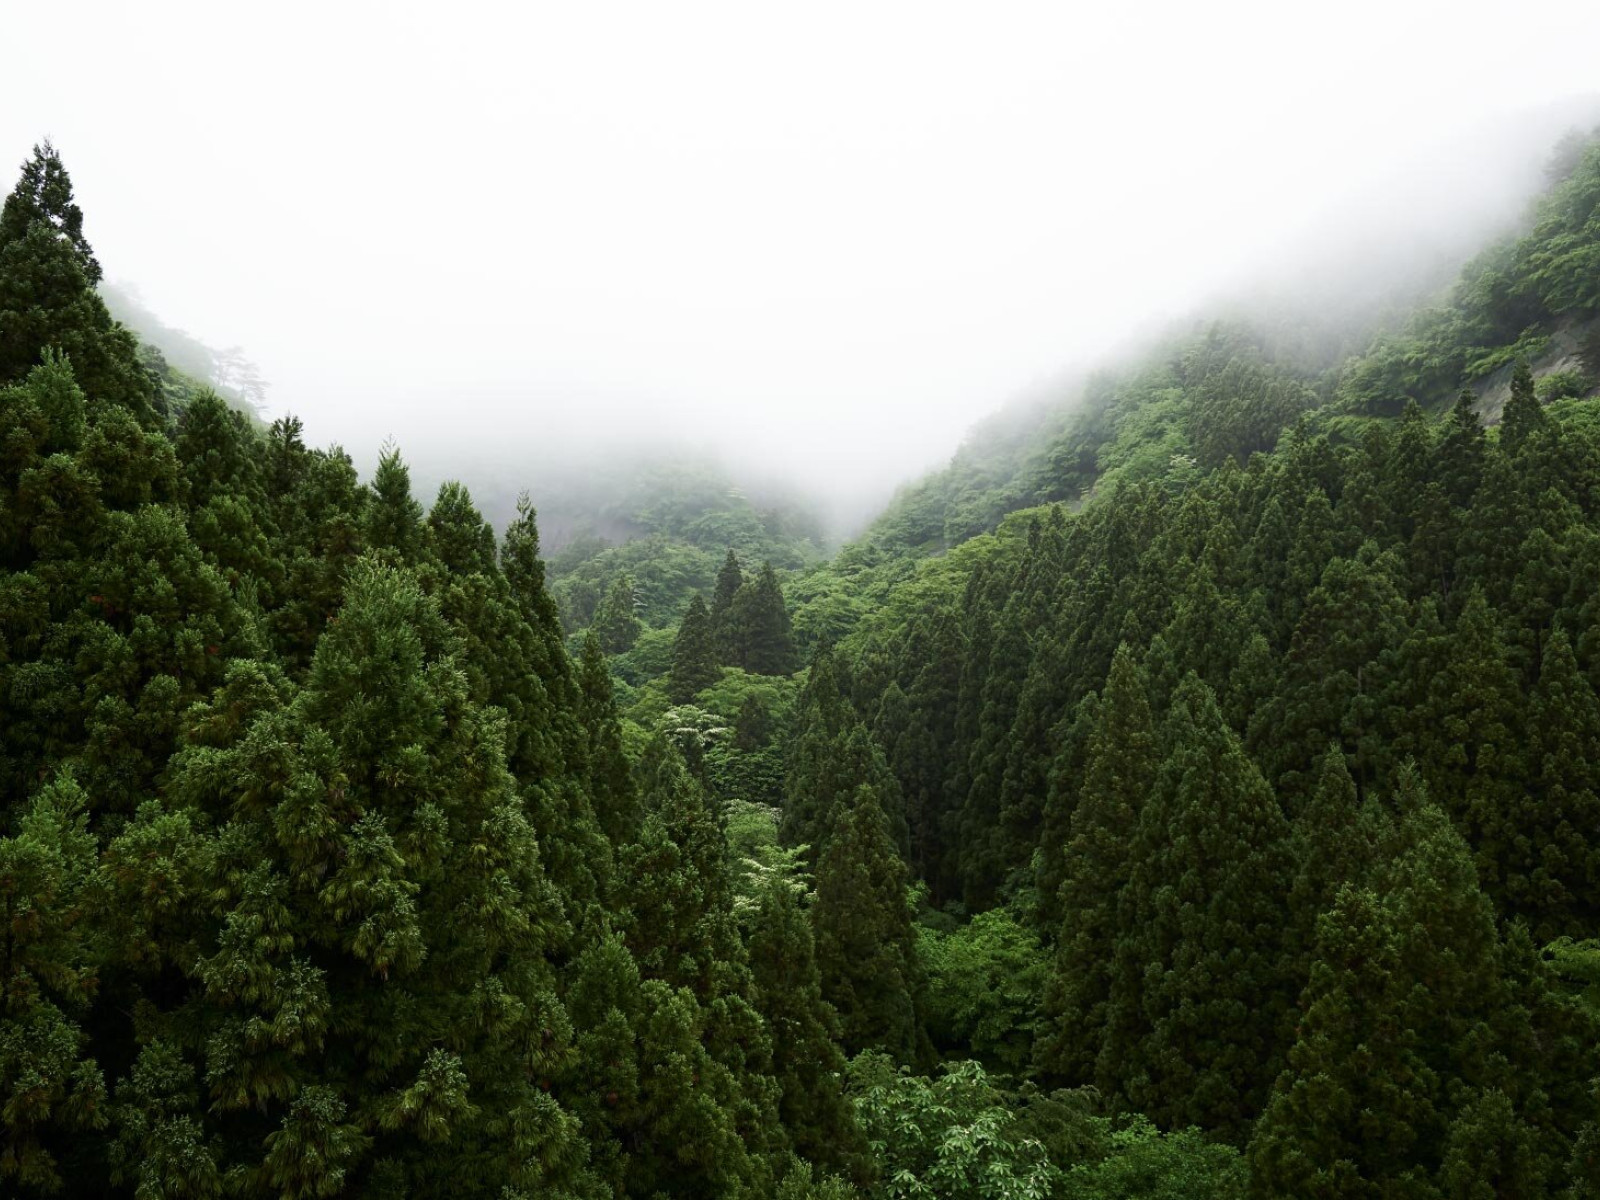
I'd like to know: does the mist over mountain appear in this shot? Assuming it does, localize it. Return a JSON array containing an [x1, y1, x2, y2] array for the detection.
[[10, 2, 1600, 547], [9, 6, 1600, 1197]]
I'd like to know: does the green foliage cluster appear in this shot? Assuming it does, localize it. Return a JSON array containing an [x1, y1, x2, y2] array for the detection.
[[846, 1055, 1246, 1200]]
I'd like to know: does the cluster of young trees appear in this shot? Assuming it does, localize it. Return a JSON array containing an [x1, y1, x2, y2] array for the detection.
[[666, 550, 797, 701]]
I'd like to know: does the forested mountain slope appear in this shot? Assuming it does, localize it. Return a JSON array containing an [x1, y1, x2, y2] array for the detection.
[[773, 127, 1600, 1194], [7, 122, 1600, 1200], [828, 129, 1600, 572]]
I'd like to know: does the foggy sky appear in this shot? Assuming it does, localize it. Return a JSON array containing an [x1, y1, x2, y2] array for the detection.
[[4, 1, 1600, 529]]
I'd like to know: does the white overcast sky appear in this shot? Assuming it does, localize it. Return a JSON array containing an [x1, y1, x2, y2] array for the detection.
[[3, 1, 1600, 518]]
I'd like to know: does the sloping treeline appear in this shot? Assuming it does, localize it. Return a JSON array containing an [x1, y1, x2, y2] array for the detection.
[[814, 347, 1600, 1191]]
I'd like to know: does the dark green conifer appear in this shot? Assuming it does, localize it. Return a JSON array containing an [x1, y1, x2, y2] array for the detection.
[[811, 784, 930, 1067], [1107, 673, 1293, 1142], [0, 140, 99, 281], [1253, 547, 1408, 806], [590, 572, 643, 654], [0, 773, 108, 1194], [614, 739, 783, 1193], [668, 592, 721, 702], [1408, 588, 1527, 901], [748, 879, 870, 1184], [1033, 689, 1099, 936], [577, 631, 641, 847], [1437, 389, 1486, 508], [362, 442, 426, 563], [897, 613, 965, 893], [1507, 627, 1600, 936], [0, 144, 156, 417], [500, 490, 566, 646], [122, 562, 596, 1196], [783, 646, 906, 857], [726, 562, 798, 675], [1036, 645, 1155, 1084], [957, 517, 1063, 906], [427, 480, 498, 576], [1501, 359, 1547, 456], [710, 547, 745, 660], [1249, 767, 1526, 1196]]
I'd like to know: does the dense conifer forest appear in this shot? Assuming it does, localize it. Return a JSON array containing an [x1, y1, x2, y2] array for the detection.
[[4, 128, 1600, 1198]]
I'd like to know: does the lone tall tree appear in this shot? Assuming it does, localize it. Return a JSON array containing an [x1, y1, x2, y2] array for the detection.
[[669, 593, 721, 702], [0, 143, 155, 415], [711, 548, 745, 661], [812, 784, 929, 1066]]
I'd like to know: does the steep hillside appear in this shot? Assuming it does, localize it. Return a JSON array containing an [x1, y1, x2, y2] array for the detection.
[[857, 130, 1600, 556], [788, 130, 1600, 651]]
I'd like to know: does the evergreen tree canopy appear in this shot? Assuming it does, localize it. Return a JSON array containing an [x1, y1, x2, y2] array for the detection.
[[0, 142, 156, 416], [811, 784, 930, 1067], [668, 592, 721, 702], [726, 562, 797, 675]]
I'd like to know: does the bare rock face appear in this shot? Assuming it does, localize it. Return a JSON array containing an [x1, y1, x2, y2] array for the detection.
[[1474, 312, 1600, 425]]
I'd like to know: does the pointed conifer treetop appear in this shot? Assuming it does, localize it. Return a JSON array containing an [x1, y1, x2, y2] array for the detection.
[[362, 440, 426, 563], [668, 592, 721, 703], [811, 782, 929, 1067], [1036, 642, 1155, 1084], [0, 142, 155, 414], [1500, 359, 1548, 455], [0, 141, 99, 282], [712, 547, 744, 618], [726, 561, 798, 676]]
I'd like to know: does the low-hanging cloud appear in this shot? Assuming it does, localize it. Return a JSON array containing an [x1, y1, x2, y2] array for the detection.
[[4, 1, 1600, 536]]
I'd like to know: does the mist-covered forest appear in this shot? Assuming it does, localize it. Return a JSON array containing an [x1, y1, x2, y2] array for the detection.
[[6, 96, 1600, 1200]]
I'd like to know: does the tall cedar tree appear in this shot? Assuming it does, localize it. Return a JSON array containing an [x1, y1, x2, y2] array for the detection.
[[1500, 359, 1547, 458], [0, 143, 156, 418], [811, 784, 930, 1068], [1508, 626, 1600, 937], [577, 631, 643, 848], [725, 562, 797, 675], [1035, 644, 1156, 1084], [613, 740, 782, 1196], [782, 647, 907, 860], [1105, 673, 1294, 1143], [710, 548, 745, 661], [591, 573, 643, 654], [747, 879, 871, 1185], [362, 443, 426, 564], [1248, 768, 1550, 1197], [668, 593, 721, 702], [1284, 746, 1383, 984]]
